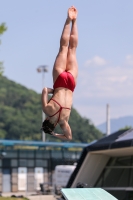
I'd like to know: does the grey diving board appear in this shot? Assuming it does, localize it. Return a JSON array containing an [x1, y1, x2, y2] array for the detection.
[[61, 188, 118, 200]]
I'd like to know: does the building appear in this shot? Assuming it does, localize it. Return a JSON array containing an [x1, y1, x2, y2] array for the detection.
[[0, 140, 88, 193], [66, 129, 133, 200]]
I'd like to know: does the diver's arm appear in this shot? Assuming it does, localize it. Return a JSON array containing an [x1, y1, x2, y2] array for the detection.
[[41, 87, 54, 114], [47, 88, 54, 94], [41, 87, 50, 114], [52, 122, 72, 141]]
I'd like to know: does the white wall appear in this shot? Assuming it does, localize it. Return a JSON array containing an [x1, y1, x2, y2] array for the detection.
[[72, 153, 110, 187]]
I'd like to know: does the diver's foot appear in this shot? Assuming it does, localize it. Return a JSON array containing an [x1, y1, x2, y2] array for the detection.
[[68, 6, 78, 21]]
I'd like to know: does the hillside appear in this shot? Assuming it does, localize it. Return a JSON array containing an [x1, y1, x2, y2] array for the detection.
[[97, 116, 133, 134], [0, 76, 103, 142]]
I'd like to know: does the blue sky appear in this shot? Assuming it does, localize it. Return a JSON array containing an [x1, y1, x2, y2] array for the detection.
[[0, 0, 133, 126]]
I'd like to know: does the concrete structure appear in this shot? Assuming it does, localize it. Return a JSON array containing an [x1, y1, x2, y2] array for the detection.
[[66, 129, 133, 200], [106, 104, 110, 135]]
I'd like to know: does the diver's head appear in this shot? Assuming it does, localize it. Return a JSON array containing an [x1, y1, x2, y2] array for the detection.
[[41, 119, 55, 135]]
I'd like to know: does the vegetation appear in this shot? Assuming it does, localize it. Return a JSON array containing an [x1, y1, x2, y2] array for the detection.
[[0, 23, 7, 75], [0, 76, 103, 142], [119, 126, 132, 131]]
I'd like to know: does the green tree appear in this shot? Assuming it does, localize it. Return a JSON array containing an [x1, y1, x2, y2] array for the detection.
[[119, 126, 132, 131], [0, 23, 7, 34], [0, 23, 7, 75]]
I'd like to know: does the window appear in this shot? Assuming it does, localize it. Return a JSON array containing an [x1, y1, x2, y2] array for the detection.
[[19, 150, 27, 158], [51, 151, 62, 158], [95, 156, 133, 200], [102, 168, 130, 187], [35, 151, 44, 158], [35, 159, 47, 167], [19, 159, 27, 167], [27, 151, 34, 158], [11, 159, 18, 167], [27, 160, 34, 167], [5, 150, 17, 158]]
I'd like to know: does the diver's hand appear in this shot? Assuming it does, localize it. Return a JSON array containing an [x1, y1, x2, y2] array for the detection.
[[47, 88, 54, 94], [51, 131, 56, 136]]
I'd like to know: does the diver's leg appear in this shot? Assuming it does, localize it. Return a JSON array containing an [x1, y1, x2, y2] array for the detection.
[[66, 7, 78, 84], [53, 7, 75, 83]]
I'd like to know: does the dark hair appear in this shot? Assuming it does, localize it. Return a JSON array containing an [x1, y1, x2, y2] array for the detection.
[[41, 119, 55, 135]]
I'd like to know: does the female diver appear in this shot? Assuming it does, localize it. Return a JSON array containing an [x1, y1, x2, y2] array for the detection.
[[41, 6, 78, 141]]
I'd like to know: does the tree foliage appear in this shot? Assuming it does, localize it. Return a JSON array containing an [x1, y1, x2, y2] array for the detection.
[[0, 23, 7, 35], [0, 76, 103, 142], [0, 23, 7, 75], [119, 126, 132, 131]]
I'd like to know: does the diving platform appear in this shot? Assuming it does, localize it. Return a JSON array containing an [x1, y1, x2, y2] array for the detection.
[[61, 188, 118, 200]]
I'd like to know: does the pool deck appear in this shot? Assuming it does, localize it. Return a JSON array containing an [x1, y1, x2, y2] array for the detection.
[[1, 192, 57, 200]]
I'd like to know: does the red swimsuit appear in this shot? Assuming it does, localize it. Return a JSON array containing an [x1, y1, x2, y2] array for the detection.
[[50, 71, 75, 126], [49, 99, 71, 127], [53, 71, 75, 92]]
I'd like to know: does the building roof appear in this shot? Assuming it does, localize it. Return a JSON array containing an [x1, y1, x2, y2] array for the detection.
[[0, 139, 89, 148], [67, 128, 133, 188], [87, 129, 133, 151]]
